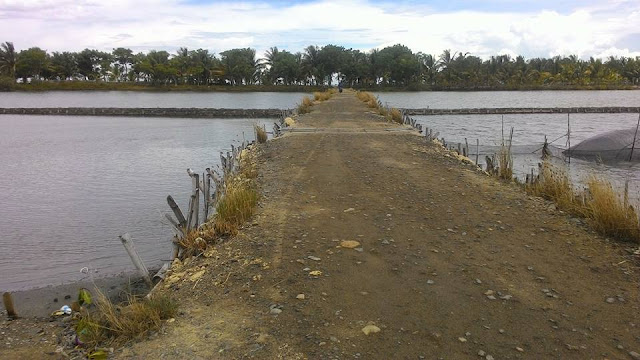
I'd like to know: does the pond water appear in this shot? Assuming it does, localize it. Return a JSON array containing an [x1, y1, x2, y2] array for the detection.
[[375, 90, 640, 109], [0, 91, 308, 109], [0, 115, 272, 290]]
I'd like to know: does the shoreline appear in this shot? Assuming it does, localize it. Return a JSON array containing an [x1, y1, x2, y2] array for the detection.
[[1, 83, 637, 93], [6, 270, 152, 318]]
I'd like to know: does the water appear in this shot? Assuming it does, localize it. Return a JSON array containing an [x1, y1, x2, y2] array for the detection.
[[0, 115, 272, 291], [375, 90, 640, 109], [0, 91, 308, 108]]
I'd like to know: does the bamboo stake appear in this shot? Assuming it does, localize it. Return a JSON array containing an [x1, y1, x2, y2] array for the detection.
[[629, 113, 640, 161], [567, 113, 571, 164], [3, 292, 17, 319], [166, 195, 187, 228], [476, 139, 479, 165], [119, 233, 153, 287]]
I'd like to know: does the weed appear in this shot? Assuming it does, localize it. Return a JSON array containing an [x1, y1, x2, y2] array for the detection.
[[527, 161, 579, 213], [297, 96, 314, 114], [585, 177, 640, 242], [498, 128, 514, 180], [390, 108, 403, 124], [213, 177, 258, 236], [76, 291, 177, 348], [255, 124, 267, 143], [313, 91, 331, 101]]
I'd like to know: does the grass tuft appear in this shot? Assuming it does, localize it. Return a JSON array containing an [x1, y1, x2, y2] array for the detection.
[[76, 291, 177, 348], [297, 96, 314, 114], [255, 124, 267, 143], [213, 177, 258, 236], [390, 108, 403, 124], [497, 128, 514, 180], [585, 177, 640, 241], [528, 161, 579, 213], [313, 91, 331, 101]]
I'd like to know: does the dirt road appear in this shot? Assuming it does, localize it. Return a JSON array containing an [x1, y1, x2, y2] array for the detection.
[[118, 91, 639, 359]]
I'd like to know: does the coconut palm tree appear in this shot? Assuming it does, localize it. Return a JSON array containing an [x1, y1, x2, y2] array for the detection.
[[0, 41, 17, 77]]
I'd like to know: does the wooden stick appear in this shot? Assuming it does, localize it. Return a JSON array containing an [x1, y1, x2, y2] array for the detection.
[[3, 292, 17, 319], [475, 139, 479, 165], [119, 233, 153, 287], [166, 195, 187, 228]]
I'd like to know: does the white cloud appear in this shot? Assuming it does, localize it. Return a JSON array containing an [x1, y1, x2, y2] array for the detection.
[[0, 0, 638, 59]]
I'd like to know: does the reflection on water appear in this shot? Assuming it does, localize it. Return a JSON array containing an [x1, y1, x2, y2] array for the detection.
[[0, 115, 271, 290]]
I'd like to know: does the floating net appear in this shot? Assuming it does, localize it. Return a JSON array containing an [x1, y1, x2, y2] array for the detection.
[[564, 128, 640, 162]]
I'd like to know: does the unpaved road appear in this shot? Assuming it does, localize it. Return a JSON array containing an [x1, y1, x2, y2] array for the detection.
[[37, 91, 640, 359]]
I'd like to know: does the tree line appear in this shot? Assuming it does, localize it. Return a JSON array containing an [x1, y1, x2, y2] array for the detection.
[[1, 41, 639, 89]]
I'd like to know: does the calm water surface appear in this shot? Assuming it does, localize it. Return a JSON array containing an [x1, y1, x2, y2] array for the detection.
[[0, 115, 271, 290], [0, 91, 308, 108]]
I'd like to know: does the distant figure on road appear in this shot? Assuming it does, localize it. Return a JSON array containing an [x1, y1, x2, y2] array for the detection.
[[338, 82, 343, 93]]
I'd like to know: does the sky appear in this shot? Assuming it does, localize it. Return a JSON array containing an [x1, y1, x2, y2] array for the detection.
[[1, 0, 639, 59]]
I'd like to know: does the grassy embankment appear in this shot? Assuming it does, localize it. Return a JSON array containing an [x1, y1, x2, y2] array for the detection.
[[490, 141, 640, 242], [296, 88, 337, 114], [356, 91, 403, 123]]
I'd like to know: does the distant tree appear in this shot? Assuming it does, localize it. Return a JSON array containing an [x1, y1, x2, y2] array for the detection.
[[0, 41, 17, 77], [112, 47, 133, 81], [220, 48, 259, 85], [50, 52, 77, 80], [16, 47, 48, 81]]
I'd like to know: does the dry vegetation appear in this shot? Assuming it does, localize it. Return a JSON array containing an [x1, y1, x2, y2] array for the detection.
[[213, 176, 258, 236], [254, 124, 267, 143], [75, 291, 177, 349], [297, 96, 314, 114], [497, 129, 514, 180], [356, 91, 405, 123], [527, 161, 640, 242]]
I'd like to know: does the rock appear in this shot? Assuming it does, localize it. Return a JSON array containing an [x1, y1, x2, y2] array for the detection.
[[486, 295, 496, 300], [269, 305, 282, 315], [330, 336, 338, 342], [189, 270, 205, 282], [500, 295, 513, 300], [458, 337, 467, 342], [343, 208, 355, 213], [427, 280, 435, 285], [478, 350, 486, 356], [606, 297, 616, 304], [475, 279, 482, 284], [296, 294, 305, 300], [516, 346, 524, 352], [381, 239, 390, 245], [340, 240, 361, 248], [486, 355, 494, 360], [629, 351, 640, 360], [308, 256, 321, 261], [484, 290, 494, 295], [362, 325, 381, 335]]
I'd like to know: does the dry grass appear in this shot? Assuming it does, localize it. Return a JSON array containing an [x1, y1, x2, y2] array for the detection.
[[527, 161, 640, 243], [585, 177, 640, 241], [255, 124, 267, 143], [357, 91, 375, 102], [297, 96, 314, 114], [528, 161, 579, 213], [497, 128, 514, 180], [76, 291, 177, 348], [177, 228, 213, 258], [313, 91, 331, 101], [213, 177, 258, 236], [390, 108, 403, 124]]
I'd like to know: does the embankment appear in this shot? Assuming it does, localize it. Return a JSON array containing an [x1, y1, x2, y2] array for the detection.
[[0, 107, 286, 118]]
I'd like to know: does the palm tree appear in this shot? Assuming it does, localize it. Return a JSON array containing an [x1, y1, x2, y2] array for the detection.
[[0, 41, 17, 77]]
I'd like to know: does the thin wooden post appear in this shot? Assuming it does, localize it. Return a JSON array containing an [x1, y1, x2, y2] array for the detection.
[[567, 113, 571, 164], [465, 138, 469, 158], [166, 195, 187, 228], [475, 139, 480, 165], [3, 292, 17, 319], [629, 113, 640, 161], [119, 233, 153, 287], [624, 180, 630, 208]]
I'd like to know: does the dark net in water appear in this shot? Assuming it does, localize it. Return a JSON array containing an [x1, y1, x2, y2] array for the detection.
[[564, 128, 640, 162]]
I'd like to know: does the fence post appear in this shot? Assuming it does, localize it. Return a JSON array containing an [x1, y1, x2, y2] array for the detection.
[[119, 233, 153, 287]]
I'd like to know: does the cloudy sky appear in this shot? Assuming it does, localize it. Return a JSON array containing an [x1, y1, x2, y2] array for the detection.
[[1, 0, 639, 59]]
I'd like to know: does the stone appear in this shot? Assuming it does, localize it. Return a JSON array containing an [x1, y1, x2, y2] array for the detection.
[[343, 208, 355, 213], [475, 279, 482, 284], [606, 297, 616, 304], [486, 356, 494, 360], [296, 294, 305, 300], [381, 239, 390, 245], [478, 350, 486, 356], [340, 240, 361, 249], [427, 280, 435, 285], [458, 337, 467, 342], [309, 270, 322, 276], [308, 256, 321, 261], [484, 290, 494, 295], [189, 270, 205, 282], [629, 351, 640, 360], [362, 325, 381, 335], [516, 347, 524, 352]]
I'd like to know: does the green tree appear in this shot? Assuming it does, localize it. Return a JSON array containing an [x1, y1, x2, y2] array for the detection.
[[0, 41, 17, 77], [16, 47, 48, 81]]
